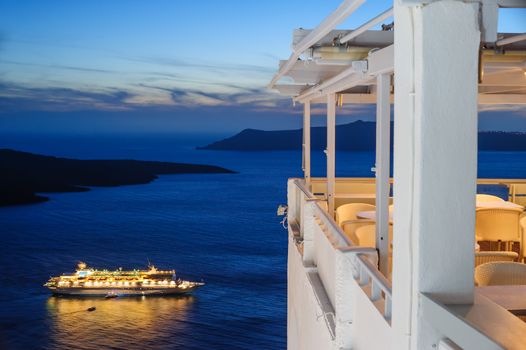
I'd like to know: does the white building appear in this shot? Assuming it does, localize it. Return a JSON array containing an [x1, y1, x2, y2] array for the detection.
[[269, 1, 526, 349]]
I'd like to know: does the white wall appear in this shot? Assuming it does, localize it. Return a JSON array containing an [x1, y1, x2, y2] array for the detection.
[[392, 1, 480, 349], [287, 235, 335, 350]]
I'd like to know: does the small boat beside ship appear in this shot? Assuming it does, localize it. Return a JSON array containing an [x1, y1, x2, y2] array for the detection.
[[44, 262, 204, 297]]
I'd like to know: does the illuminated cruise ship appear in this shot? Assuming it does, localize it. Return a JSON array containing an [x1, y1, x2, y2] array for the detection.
[[44, 262, 204, 297]]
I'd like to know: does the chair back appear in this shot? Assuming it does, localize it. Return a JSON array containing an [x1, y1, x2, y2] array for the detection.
[[475, 207, 522, 242], [476, 194, 504, 202], [354, 224, 376, 248], [341, 220, 375, 245], [475, 262, 526, 286], [474, 251, 518, 267], [335, 203, 375, 225], [353, 224, 393, 248]]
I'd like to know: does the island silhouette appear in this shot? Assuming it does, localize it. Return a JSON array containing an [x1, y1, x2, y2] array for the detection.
[[0, 149, 235, 206]]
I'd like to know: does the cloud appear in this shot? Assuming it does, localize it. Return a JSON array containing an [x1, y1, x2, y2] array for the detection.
[[126, 55, 275, 75], [0, 82, 135, 112], [137, 82, 291, 110], [0, 59, 113, 74]]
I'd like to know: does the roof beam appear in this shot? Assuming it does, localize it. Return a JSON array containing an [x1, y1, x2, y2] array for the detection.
[[294, 64, 360, 103], [295, 45, 394, 103], [268, 0, 365, 89], [496, 33, 526, 46], [496, 0, 526, 8], [339, 8, 393, 44]]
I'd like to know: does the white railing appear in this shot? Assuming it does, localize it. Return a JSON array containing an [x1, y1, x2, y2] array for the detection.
[[288, 178, 393, 347], [353, 253, 392, 321]]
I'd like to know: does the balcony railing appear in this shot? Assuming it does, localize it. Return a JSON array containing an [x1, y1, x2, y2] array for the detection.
[[287, 177, 526, 349], [288, 178, 392, 347]]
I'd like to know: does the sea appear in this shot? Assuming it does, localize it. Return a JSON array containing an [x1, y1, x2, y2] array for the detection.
[[0, 133, 525, 350]]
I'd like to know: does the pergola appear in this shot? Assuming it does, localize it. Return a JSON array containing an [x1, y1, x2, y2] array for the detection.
[[269, 1, 526, 276]]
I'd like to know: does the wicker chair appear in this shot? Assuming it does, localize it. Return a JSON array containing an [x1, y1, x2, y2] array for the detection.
[[475, 207, 523, 251], [354, 224, 393, 277], [474, 251, 518, 267], [476, 194, 505, 202], [335, 203, 375, 226], [475, 262, 526, 286], [353, 224, 393, 248], [341, 220, 375, 244], [354, 224, 376, 248]]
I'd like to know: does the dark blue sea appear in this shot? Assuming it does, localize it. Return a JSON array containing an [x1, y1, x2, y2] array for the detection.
[[0, 134, 525, 350]]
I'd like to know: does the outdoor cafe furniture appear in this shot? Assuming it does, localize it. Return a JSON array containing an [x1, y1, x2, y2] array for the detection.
[[476, 194, 505, 202], [475, 207, 523, 252], [475, 251, 518, 267], [475, 262, 526, 286], [336, 202, 376, 226]]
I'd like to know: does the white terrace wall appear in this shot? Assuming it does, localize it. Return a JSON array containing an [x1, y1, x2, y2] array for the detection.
[[393, 1, 479, 349]]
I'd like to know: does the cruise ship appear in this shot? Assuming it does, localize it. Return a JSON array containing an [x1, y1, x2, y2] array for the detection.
[[44, 262, 204, 297], [269, 1, 526, 349]]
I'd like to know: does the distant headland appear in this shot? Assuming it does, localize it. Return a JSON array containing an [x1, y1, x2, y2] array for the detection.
[[0, 149, 235, 207], [198, 120, 526, 151]]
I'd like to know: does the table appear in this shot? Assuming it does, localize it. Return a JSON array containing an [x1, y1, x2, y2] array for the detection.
[[477, 285, 526, 315], [356, 210, 393, 222], [334, 193, 377, 199], [476, 201, 524, 210], [356, 200, 524, 222]]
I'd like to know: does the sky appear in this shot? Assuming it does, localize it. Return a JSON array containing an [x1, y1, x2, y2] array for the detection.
[[0, 0, 525, 136]]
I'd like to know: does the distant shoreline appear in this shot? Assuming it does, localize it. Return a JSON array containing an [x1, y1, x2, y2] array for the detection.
[[198, 121, 526, 151], [0, 149, 236, 207]]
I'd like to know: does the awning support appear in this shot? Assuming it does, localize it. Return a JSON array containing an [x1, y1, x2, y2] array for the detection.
[[303, 101, 312, 187], [327, 94, 336, 215], [375, 73, 391, 276]]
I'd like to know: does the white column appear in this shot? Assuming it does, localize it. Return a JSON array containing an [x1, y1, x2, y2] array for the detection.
[[327, 93, 336, 215], [392, 1, 479, 349], [375, 73, 391, 276], [303, 101, 311, 187]]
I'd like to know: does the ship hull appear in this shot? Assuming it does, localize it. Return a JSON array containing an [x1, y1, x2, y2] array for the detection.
[[48, 286, 201, 297]]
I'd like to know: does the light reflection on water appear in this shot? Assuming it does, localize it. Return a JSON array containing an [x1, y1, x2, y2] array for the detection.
[[45, 296, 194, 350]]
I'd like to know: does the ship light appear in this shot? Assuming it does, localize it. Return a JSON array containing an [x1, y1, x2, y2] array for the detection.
[[94, 281, 99, 286], [117, 281, 123, 286], [111, 281, 116, 286], [73, 281, 79, 286], [86, 281, 92, 287], [124, 281, 129, 287], [104, 281, 109, 286], [170, 281, 176, 286], [162, 280, 168, 285]]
